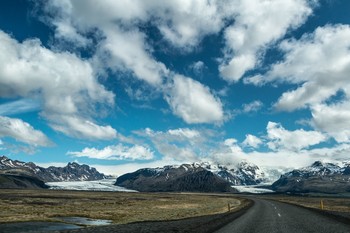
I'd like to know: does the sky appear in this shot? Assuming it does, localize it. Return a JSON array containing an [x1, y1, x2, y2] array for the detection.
[[0, 0, 350, 175]]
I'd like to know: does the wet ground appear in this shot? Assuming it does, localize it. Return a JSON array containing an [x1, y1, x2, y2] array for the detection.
[[0, 217, 112, 233]]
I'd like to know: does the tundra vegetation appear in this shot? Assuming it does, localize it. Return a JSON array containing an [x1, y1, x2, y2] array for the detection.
[[0, 189, 247, 224]]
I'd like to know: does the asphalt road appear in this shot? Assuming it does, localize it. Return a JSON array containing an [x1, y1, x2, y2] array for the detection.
[[215, 198, 350, 233]]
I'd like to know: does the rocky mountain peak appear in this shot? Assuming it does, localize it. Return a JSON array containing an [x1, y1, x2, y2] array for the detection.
[[0, 156, 106, 182], [272, 161, 350, 194], [311, 161, 323, 167], [115, 161, 271, 192]]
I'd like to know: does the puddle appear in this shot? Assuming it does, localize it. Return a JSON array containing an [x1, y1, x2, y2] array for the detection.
[[0, 217, 112, 233], [56, 216, 113, 226], [0, 222, 81, 233]]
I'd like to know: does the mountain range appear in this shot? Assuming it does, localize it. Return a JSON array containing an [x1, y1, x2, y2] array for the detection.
[[271, 161, 350, 194], [115, 161, 268, 192], [0, 155, 107, 188], [2, 155, 350, 194]]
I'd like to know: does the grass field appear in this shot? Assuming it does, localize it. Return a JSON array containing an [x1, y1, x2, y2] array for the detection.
[[0, 189, 247, 224], [265, 195, 350, 213]]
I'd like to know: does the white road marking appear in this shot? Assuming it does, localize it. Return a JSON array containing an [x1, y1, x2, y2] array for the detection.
[[278, 213, 281, 217]]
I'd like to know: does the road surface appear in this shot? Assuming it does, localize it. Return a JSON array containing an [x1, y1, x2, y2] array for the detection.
[[215, 198, 350, 233]]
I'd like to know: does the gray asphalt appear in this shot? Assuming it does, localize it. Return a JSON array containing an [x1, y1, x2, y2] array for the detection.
[[215, 198, 350, 233]]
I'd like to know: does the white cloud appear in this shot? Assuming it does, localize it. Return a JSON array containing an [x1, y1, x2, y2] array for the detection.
[[251, 25, 350, 111], [220, 53, 256, 82], [0, 30, 116, 140], [38, 0, 316, 125], [48, 115, 117, 140], [68, 144, 154, 160], [40, 0, 232, 123], [266, 121, 327, 151], [242, 134, 262, 148], [245, 24, 350, 143], [154, 1, 225, 50], [165, 75, 224, 124], [312, 102, 350, 143], [242, 100, 263, 113], [220, 0, 313, 82], [99, 27, 169, 86], [130, 122, 347, 171], [134, 127, 216, 162], [0, 99, 40, 116], [217, 141, 350, 170], [224, 138, 243, 154], [0, 116, 52, 147], [189, 61, 205, 75], [167, 128, 200, 139]]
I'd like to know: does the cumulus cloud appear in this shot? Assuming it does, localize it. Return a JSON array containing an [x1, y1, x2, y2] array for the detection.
[[0, 30, 116, 140], [165, 75, 223, 124], [249, 25, 350, 110], [311, 102, 350, 143], [130, 124, 345, 170], [266, 121, 327, 151], [48, 115, 117, 140], [99, 27, 169, 86], [0, 116, 52, 147], [242, 134, 262, 148], [214, 140, 350, 169], [68, 144, 154, 160], [135, 127, 215, 162], [39, 0, 231, 123], [245, 24, 350, 143], [39, 0, 315, 124], [219, 0, 313, 82]]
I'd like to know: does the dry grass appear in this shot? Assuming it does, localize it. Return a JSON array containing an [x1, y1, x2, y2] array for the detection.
[[264, 195, 350, 213], [0, 189, 245, 224]]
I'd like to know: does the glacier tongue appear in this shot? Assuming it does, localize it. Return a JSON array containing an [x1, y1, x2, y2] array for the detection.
[[47, 179, 137, 192]]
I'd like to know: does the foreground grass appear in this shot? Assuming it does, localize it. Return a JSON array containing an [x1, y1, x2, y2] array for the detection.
[[264, 195, 350, 213], [0, 189, 246, 224]]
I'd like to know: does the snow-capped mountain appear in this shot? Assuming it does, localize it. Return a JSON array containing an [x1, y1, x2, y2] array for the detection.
[[271, 161, 350, 193], [0, 155, 107, 182], [115, 163, 236, 192], [200, 161, 266, 185], [115, 161, 270, 192]]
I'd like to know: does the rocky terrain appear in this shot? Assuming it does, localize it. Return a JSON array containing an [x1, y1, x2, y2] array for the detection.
[[115, 162, 266, 192], [271, 161, 350, 193], [0, 173, 48, 189], [0, 156, 107, 188]]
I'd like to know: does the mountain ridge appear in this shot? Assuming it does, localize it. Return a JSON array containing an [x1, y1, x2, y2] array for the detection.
[[0, 155, 107, 183], [271, 161, 350, 193], [115, 161, 268, 192]]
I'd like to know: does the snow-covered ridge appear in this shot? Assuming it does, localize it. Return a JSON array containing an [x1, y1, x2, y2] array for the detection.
[[0, 155, 107, 182], [285, 161, 350, 178], [136, 161, 275, 186]]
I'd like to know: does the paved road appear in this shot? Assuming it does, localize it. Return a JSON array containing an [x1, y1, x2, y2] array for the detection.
[[215, 198, 350, 233]]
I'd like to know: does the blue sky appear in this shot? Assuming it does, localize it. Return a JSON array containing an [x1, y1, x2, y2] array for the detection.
[[0, 0, 350, 175]]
